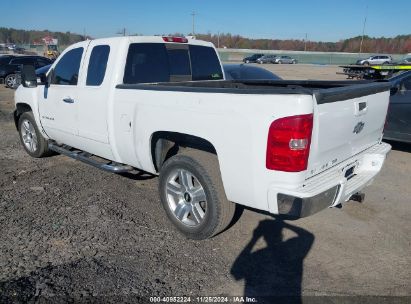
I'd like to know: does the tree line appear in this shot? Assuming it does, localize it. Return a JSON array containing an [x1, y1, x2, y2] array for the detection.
[[1, 27, 410, 54], [194, 33, 411, 54], [0, 27, 87, 46]]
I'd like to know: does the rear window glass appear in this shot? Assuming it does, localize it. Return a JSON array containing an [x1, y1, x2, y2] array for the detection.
[[189, 45, 223, 81], [168, 48, 191, 76], [124, 43, 169, 84], [86, 45, 110, 86], [123, 43, 223, 84]]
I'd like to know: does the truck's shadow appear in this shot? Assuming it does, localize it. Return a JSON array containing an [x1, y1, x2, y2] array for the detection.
[[231, 218, 314, 303], [117, 169, 156, 181]]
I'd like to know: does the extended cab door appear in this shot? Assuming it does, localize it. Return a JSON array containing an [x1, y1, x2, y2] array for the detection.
[[38, 46, 85, 146], [76, 41, 112, 145]]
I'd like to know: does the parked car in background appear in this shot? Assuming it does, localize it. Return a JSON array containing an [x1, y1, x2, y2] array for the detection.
[[256, 54, 277, 64], [224, 64, 281, 80], [243, 53, 264, 63], [384, 71, 411, 143], [400, 57, 411, 64], [274, 55, 297, 64], [356, 55, 392, 66], [0, 55, 52, 89], [14, 47, 26, 54]]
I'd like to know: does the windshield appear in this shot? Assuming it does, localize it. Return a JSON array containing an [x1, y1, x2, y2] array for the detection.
[[0, 56, 13, 65]]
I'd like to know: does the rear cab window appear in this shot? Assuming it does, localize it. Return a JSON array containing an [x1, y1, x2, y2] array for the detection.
[[123, 42, 223, 84], [86, 45, 110, 86]]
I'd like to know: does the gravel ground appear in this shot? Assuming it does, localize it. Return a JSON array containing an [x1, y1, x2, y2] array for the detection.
[[1, 66, 410, 303]]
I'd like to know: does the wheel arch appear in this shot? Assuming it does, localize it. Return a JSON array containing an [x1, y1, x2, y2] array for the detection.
[[150, 131, 217, 173], [14, 103, 33, 130]]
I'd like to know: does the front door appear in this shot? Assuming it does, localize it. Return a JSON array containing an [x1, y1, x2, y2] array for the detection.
[[38, 46, 86, 147]]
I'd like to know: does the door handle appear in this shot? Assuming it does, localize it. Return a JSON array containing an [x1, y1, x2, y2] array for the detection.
[[63, 97, 74, 103]]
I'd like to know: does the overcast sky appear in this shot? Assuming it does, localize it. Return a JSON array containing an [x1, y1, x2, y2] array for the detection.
[[3, 0, 410, 41]]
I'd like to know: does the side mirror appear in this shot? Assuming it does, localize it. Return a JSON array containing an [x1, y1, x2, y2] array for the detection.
[[37, 73, 47, 84], [21, 65, 37, 88]]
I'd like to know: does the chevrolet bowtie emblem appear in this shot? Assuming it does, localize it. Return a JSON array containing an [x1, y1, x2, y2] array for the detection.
[[353, 121, 365, 134]]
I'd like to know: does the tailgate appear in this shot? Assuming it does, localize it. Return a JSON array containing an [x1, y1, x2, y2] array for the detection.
[[307, 82, 391, 178]]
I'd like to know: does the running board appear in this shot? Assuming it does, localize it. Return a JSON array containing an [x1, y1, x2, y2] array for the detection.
[[48, 143, 133, 173]]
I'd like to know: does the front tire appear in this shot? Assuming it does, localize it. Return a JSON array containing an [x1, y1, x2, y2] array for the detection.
[[159, 150, 235, 239], [18, 112, 51, 158]]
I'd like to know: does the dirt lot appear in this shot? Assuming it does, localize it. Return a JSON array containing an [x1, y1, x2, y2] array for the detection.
[[1, 65, 410, 303]]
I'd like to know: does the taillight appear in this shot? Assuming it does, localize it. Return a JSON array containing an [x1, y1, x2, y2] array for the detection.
[[162, 36, 188, 43], [266, 114, 313, 172]]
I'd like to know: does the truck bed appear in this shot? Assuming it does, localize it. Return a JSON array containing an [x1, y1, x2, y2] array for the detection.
[[116, 79, 391, 104]]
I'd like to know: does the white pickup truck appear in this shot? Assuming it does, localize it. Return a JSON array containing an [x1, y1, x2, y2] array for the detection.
[[15, 36, 391, 239]]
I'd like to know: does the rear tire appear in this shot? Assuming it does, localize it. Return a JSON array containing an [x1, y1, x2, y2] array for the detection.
[[18, 112, 51, 158], [363, 61, 370, 66], [158, 149, 235, 239]]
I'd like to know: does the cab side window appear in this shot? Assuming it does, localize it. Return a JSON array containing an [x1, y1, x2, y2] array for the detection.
[[51, 47, 83, 85], [86, 45, 110, 86]]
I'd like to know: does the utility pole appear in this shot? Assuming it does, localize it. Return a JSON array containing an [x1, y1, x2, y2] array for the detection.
[[191, 11, 196, 35], [359, 5, 368, 55], [217, 31, 220, 49], [116, 28, 126, 36], [83, 28, 86, 40], [304, 33, 308, 52]]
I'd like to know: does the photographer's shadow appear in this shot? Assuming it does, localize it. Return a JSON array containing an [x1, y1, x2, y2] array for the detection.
[[231, 218, 314, 302]]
